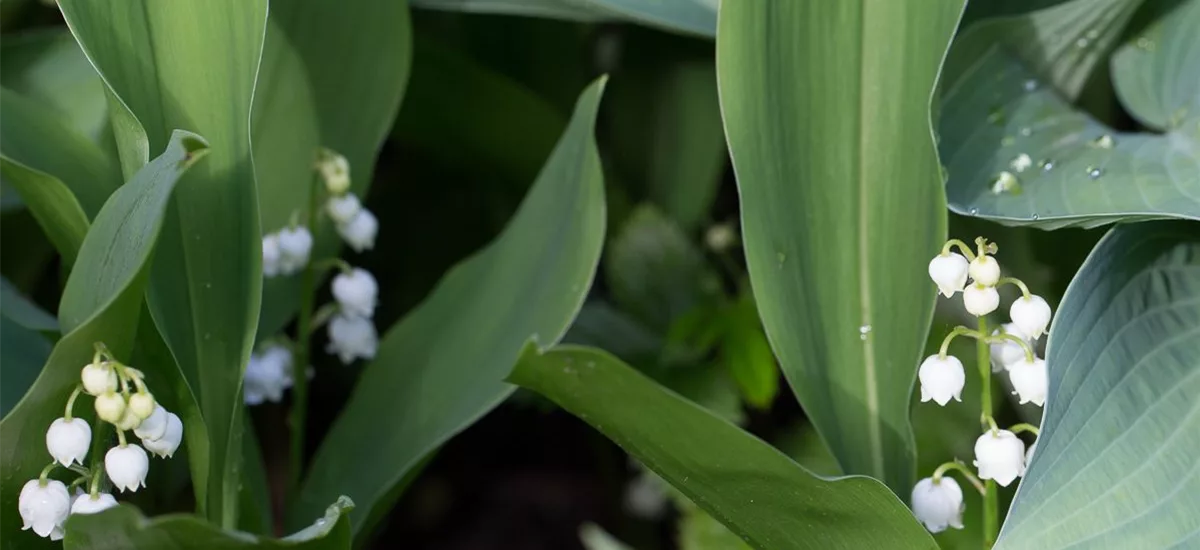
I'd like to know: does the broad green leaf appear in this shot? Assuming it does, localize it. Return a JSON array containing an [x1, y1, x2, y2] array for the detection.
[[0, 157, 90, 266], [511, 344, 938, 549], [0, 131, 209, 550], [0, 28, 107, 142], [721, 296, 778, 410], [996, 221, 1200, 549], [0, 315, 51, 417], [939, 0, 1198, 229], [410, 0, 716, 37], [63, 496, 354, 550], [58, 0, 269, 525], [717, 0, 963, 492], [0, 276, 56, 332], [295, 78, 608, 533], [255, 0, 413, 339]]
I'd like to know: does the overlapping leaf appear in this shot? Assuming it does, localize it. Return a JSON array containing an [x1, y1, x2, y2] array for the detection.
[[410, 0, 716, 37]]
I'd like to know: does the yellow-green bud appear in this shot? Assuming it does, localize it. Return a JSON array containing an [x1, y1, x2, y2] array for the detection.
[[94, 392, 126, 424], [128, 393, 156, 419]]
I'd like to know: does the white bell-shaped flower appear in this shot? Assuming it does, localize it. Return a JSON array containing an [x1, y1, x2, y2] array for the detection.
[[332, 268, 378, 318], [262, 233, 282, 278], [918, 355, 965, 406], [326, 313, 378, 364], [1010, 294, 1052, 339], [46, 418, 91, 467], [80, 361, 118, 396], [244, 345, 294, 405], [19, 479, 70, 540], [277, 227, 314, 275], [910, 477, 964, 533], [94, 392, 126, 424], [963, 284, 1000, 316], [927, 253, 969, 298], [133, 404, 169, 441], [968, 255, 1001, 286], [1008, 356, 1048, 406], [974, 430, 1025, 486], [142, 412, 183, 459], [70, 492, 118, 515], [326, 193, 362, 225], [337, 209, 377, 252], [989, 323, 1030, 372], [105, 444, 149, 492], [318, 152, 351, 195]]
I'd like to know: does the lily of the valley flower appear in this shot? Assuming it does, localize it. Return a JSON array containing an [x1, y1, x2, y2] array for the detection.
[[968, 254, 1001, 286], [1010, 294, 1052, 339], [45, 418, 90, 467], [989, 323, 1029, 372], [133, 404, 169, 441], [105, 444, 149, 492], [963, 284, 1000, 316], [318, 151, 351, 195], [911, 477, 964, 533], [974, 430, 1025, 487], [918, 355, 965, 406], [327, 313, 378, 364], [327, 193, 362, 225], [94, 392, 126, 424], [141, 412, 183, 458], [332, 268, 378, 318], [928, 253, 969, 297], [262, 234, 282, 278], [337, 209, 377, 253], [277, 227, 314, 275], [70, 492, 118, 515], [1007, 357, 1048, 406], [80, 361, 118, 396], [19, 479, 70, 540], [244, 345, 295, 405]]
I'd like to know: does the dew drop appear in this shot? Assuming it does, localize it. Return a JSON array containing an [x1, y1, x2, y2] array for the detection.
[[987, 106, 1006, 126], [315, 519, 327, 527], [1031, 213, 1040, 220], [990, 171, 1021, 195], [1040, 159, 1055, 172], [1086, 166, 1104, 180], [969, 207, 980, 216], [1091, 134, 1115, 149], [1136, 37, 1156, 52], [1010, 153, 1033, 173], [1086, 29, 1100, 40], [1023, 79, 1038, 92], [859, 324, 872, 341], [1075, 37, 1089, 48], [777, 252, 786, 266], [1019, 126, 1032, 137]]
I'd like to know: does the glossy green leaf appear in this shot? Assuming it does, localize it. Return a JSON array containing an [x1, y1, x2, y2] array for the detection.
[[717, 0, 963, 492], [295, 78, 608, 533], [255, 0, 413, 339], [721, 296, 778, 410], [511, 344, 938, 549], [996, 221, 1200, 549], [63, 496, 354, 550], [939, 0, 1198, 228], [0, 315, 51, 417], [0, 131, 209, 550], [58, 0, 269, 525], [410, 0, 716, 37], [0, 276, 56, 332], [0, 156, 89, 266], [0, 28, 107, 142]]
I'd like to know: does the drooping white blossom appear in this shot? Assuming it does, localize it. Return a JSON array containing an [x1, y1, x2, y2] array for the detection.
[[262, 233, 282, 278], [974, 430, 1026, 487], [963, 284, 1000, 316], [133, 404, 169, 441], [326, 193, 362, 225], [19, 479, 70, 540], [911, 477, 964, 533], [70, 492, 118, 515], [928, 253, 970, 298], [1008, 356, 1048, 406], [332, 268, 378, 318], [326, 313, 378, 364], [105, 444, 149, 492], [337, 209, 377, 252], [989, 323, 1030, 372], [46, 418, 91, 467], [244, 345, 295, 405], [1010, 294, 1052, 340], [277, 227, 314, 275], [141, 413, 183, 459], [968, 254, 1001, 286], [918, 355, 966, 406]]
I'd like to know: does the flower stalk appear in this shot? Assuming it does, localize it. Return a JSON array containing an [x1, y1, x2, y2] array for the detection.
[[290, 171, 322, 492], [978, 315, 999, 547]]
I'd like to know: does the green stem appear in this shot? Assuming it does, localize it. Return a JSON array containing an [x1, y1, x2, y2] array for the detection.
[[932, 460, 986, 495], [290, 171, 322, 492], [938, 325, 982, 358], [38, 462, 57, 484], [986, 332, 1036, 363], [64, 385, 83, 420], [997, 277, 1032, 300], [89, 464, 104, 497], [116, 429, 127, 447], [978, 315, 999, 547], [941, 239, 977, 261], [1009, 423, 1040, 436]]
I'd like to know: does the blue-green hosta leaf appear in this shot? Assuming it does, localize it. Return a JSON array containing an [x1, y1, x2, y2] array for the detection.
[[940, 0, 1199, 229], [409, 0, 716, 37], [294, 78, 607, 534], [58, 0, 269, 524], [717, 0, 964, 493], [996, 221, 1200, 548], [63, 496, 354, 550], [0, 132, 209, 550]]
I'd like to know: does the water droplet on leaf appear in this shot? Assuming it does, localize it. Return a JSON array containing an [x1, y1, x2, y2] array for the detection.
[[1091, 134, 1115, 149], [1023, 79, 1038, 92], [1075, 37, 1089, 48], [1086, 166, 1103, 180], [1039, 159, 1055, 172], [990, 171, 1021, 195], [987, 106, 1006, 126], [1019, 127, 1032, 137], [859, 325, 872, 341], [969, 207, 979, 216]]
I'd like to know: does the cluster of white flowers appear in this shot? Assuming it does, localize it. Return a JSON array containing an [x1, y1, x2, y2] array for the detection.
[[912, 237, 1053, 533], [19, 344, 183, 540], [262, 227, 314, 278], [244, 344, 296, 405], [319, 149, 377, 253]]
